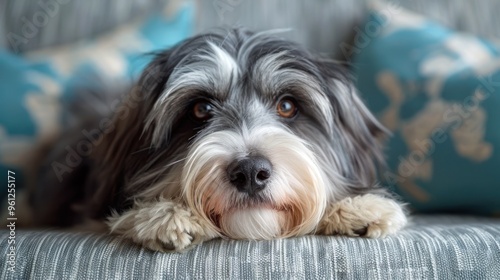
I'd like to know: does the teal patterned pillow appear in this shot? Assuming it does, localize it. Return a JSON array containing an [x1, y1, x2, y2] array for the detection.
[[0, 3, 194, 201], [353, 8, 500, 215]]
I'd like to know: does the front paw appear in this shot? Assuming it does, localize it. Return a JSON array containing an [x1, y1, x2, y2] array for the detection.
[[318, 194, 407, 238], [108, 199, 212, 251]]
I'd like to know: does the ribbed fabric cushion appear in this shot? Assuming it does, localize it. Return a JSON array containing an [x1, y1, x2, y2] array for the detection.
[[1, 216, 499, 279]]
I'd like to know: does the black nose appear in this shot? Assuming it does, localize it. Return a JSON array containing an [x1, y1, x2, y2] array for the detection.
[[227, 156, 272, 196]]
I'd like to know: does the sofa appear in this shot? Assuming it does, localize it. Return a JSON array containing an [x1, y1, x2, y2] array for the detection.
[[1, 0, 499, 279]]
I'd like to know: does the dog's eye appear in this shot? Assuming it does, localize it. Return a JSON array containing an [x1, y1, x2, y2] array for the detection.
[[192, 101, 213, 121], [277, 98, 298, 118]]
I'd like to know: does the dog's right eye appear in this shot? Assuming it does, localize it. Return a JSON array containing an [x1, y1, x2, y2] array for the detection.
[[192, 101, 214, 121], [277, 97, 298, 118]]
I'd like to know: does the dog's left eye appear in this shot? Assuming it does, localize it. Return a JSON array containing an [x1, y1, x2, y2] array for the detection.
[[192, 101, 214, 121]]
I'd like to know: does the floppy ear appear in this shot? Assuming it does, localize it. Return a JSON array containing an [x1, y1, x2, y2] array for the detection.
[[86, 32, 235, 218], [87, 50, 175, 219], [320, 61, 389, 189]]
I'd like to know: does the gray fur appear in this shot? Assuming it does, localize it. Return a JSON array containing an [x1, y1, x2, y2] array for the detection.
[[30, 28, 389, 227]]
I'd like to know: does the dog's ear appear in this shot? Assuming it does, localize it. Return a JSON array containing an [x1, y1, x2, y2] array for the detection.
[[87, 49, 176, 218], [319, 61, 389, 189]]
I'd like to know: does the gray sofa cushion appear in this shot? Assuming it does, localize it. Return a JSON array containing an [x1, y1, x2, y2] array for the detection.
[[1, 215, 500, 279], [197, 0, 500, 59], [0, 0, 169, 53]]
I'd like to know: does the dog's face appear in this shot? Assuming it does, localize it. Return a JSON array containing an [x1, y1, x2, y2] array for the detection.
[[97, 29, 386, 240]]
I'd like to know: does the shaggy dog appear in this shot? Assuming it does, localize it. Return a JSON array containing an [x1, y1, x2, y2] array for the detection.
[[28, 29, 407, 251]]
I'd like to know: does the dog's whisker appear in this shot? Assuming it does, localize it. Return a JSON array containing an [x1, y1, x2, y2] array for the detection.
[[130, 147, 153, 155], [164, 158, 186, 168]]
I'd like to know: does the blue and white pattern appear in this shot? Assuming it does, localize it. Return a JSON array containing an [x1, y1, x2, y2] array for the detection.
[[0, 2, 194, 201], [353, 7, 500, 215]]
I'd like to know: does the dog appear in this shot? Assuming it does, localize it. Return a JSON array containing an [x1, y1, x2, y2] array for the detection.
[[27, 28, 407, 252]]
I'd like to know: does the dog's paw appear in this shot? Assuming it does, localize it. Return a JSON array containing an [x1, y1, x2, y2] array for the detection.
[[107, 199, 214, 252], [318, 194, 407, 238]]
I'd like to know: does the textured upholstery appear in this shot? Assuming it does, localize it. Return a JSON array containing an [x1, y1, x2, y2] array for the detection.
[[1, 216, 500, 279]]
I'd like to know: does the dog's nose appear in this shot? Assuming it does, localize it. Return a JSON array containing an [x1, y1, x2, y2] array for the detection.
[[227, 156, 272, 196]]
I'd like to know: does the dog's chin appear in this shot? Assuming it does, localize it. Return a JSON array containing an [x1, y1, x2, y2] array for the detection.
[[219, 207, 285, 240]]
